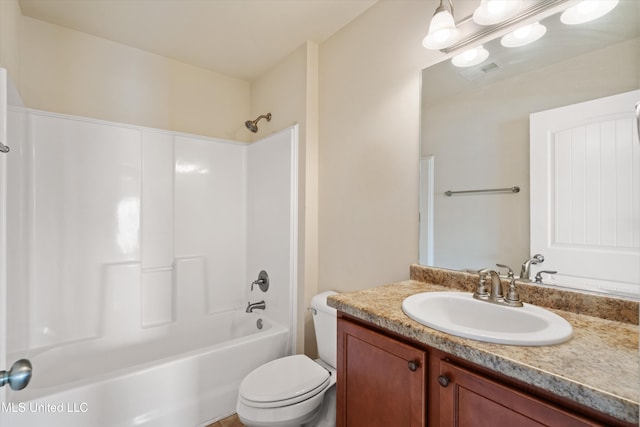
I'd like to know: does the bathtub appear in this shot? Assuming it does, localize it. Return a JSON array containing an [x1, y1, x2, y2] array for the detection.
[[1, 311, 289, 427]]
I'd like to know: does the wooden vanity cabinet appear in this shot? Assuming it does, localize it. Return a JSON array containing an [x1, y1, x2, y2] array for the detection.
[[337, 316, 619, 427], [437, 360, 604, 427], [337, 317, 427, 427]]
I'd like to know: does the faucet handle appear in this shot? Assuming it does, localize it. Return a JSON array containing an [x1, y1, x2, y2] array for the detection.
[[496, 263, 514, 278], [504, 277, 523, 307], [534, 270, 558, 283], [473, 268, 490, 298], [250, 270, 270, 292], [495, 266, 520, 306]]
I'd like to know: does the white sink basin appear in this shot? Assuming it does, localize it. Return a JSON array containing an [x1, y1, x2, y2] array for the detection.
[[401, 292, 573, 346]]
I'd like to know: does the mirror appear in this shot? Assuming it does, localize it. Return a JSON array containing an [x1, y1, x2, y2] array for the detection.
[[419, 0, 639, 297]]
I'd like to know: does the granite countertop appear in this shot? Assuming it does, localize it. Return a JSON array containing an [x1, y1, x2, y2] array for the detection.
[[328, 279, 639, 425]]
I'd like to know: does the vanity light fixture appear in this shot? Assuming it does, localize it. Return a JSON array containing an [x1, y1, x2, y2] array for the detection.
[[423, 0, 459, 50], [473, 0, 523, 25], [451, 45, 490, 67], [501, 22, 547, 47], [428, 0, 573, 54], [560, 0, 619, 25]]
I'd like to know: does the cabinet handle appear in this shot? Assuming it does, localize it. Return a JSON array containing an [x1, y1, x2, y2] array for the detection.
[[438, 375, 450, 387], [408, 360, 419, 371]]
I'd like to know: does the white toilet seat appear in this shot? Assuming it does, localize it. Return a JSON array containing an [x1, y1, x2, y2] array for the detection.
[[239, 354, 331, 408], [240, 376, 330, 408]]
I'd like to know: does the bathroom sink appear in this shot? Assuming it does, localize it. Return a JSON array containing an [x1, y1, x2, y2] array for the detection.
[[401, 292, 573, 346]]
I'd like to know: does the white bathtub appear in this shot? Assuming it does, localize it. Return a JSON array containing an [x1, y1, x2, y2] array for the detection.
[[1, 311, 289, 427]]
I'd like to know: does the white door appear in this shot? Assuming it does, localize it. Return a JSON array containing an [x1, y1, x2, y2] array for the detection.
[[530, 90, 640, 296]]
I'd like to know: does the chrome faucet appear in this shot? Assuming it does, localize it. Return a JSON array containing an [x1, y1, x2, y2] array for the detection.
[[474, 267, 523, 307], [473, 269, 502, 301], [487, 270, 504, 302], [246, 300, 266, 313], [520, 254, 544, 280]]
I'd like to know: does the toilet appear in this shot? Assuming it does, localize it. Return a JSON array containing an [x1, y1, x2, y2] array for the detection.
[[236, 291, 338, 427]]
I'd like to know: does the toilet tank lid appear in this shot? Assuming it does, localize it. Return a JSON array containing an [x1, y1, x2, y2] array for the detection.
[[311, 291, 338, 315]]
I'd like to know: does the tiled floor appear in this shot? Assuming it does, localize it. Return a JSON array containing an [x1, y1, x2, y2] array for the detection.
[[206, 413, 245, 427]]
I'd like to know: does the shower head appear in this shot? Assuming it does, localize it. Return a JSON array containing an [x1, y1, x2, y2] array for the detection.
[[245, 113, 272, 133]]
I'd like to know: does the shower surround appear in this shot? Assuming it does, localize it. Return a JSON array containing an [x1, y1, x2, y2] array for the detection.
[[2, 107, 299, 426]]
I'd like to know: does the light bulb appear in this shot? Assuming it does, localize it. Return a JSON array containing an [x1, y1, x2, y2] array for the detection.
[[513, 25, 532, 40], [463, 50, 478, 61], [577, 1, 598, 15], [473, 0, 523, 25], [560, 0, 619, 25], [501, 22, 546, 48], [452, 45, 489, 67], [423, 9, 459, 49], [487, 0, 509, 15]]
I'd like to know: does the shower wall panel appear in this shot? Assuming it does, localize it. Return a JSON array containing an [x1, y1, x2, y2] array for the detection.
[[141, 131, 174, 327], [30, 114, 141, 349], [174, 135, 247, 314], [141, 131, 174, 269], [6, 108, 296, 359], [246, 127, 298, 335], [7, 109, 29, 353]]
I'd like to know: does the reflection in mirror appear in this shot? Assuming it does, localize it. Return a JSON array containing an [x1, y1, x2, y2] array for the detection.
[[419, 0, 639, 298]]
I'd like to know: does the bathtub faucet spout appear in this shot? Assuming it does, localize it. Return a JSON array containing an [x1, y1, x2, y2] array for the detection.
[[246, 300, 266, 313]]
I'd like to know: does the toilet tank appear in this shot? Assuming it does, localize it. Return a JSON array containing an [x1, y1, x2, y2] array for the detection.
[[311, 291, 338, 369]]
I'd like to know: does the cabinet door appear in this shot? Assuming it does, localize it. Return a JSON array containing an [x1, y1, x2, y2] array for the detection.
[[337, 319, 427, 427], [438, 360, 604, 427]]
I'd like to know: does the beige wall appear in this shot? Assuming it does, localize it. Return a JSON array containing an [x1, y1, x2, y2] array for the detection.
[[0, 0, 22, 92], [250, 41, 320, 355], [317, 1, 448, 293], [21, 17, 250, 141]]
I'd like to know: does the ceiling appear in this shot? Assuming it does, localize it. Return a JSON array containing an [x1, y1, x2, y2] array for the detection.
[[19, 0, 378, 82]]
